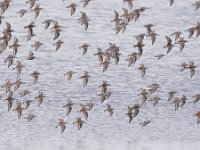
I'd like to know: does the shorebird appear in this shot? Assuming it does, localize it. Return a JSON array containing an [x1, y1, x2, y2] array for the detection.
[[98, 80, 111, 93], [12, 101, 24, 119], [80, 71, 90, 87], [144, 24, 154, 36], [73, 117, 84, 130], [24, 21, 36, 35], [13, 79, 25, 91], [149, 30, 158, 45], [140, 120, 151, 128], [193, 94, 200, 104], [126, 52, 138, 67], [154, 54, 165, 60], [64, 69, 76, 80], [164, 36, 174, 54], [31, 41, 42, 51], [98, 91, 112, 104], [9, 36, 20, 56], [56, 119, 67, 134], [126, 104, 141, 124], [179, 95, 187, 107], [23, 100, 32, 109], [5, 91, 15, 112], [111, 10, 122, 26], [123, 0, 133, 9], [168, 91, 177, 101], [101, 58, 110, 72], [94, 47, 104, 64], [125, 108, 134, 124], [53, 40, 64, 51], [17, 9, 27, 18], [194, 111, 200, 125], [148, 83, 160, 94], [4, 54, 15, 68], [186, 27, 196, 38], [13, 60, 25, 77], [151, 96, 160, 106], [178, 62, 188, 72], [175, 37, 188, 52], [104, 104, 114, 116], [19, 90, 30, 97], [31, 4, 43, 19], [52, 28, 62, 41], [79, 43, 89, 55], [66, 3, 78, 16], [170, 31, 182, 41], [63, 99, 73, 116], [171, 97, 180, 111], [84, 103, 95, 111], [133, 9, 141, 22], [169, 0, 174, 6], [25, 113, 36, 122], [35, 91, 45, 106], [98, 92, 107, 104], [79, 105, 89, 121], [134, 41, 145, 57], [1, 79, 13, 93], [26, 51, 36, 60], [4, 21, 13, 33], [30, 70, 41, 83], [186, 61, 197, 78], [42, 19, 55, 30], [0, 0, 11, 14], [0, 15, 6, 24], [26, 0, 38, 9], [80, 0, 92, 7], [24, 21, 36, 41], [195, 21, 200, 37], [104, 49, 112, 61], [135, 34, 145, 42], [137, 64, 147, 78], [138, 89, 149, 104], [78, 12, 90, 31], [192, 1, 200, 11], [131, 104, 141, 118], [120, 8, 130, 22]]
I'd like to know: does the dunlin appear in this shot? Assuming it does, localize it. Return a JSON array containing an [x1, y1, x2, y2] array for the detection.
[[79, 43, 89, 55], [164, 36, 174, 54], [31, 4, 43, 19], [30, 70, 40, 83], [66, 3, 78, 16], [53, 40, 64, 51], [64, 69, 76, 80], [35, 91, 45, 106], [104, 104, 114, 116], [25, 113, 36, 122], [168, 91, 177, 101], [56, 119, 67, 134], [80, 71, 90, 87], [63, 99, 73, 116], [17, 9, 27, 18], [23, 100, 32, 109], [140, 120, 151, 128], [12, 101, 24, 119], [137, 64, 147, 78], [73, 117, 84, 130], [31, 41, 43, 51]]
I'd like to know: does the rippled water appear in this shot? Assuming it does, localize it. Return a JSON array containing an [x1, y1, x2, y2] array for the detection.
[[0, 0, 200, 150]]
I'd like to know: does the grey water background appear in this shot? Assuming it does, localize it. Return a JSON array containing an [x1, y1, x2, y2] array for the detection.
[[0, 0, 200, 149]]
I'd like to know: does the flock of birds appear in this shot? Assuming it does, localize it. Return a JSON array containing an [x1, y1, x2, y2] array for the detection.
[[0, 0, 200, 135]]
